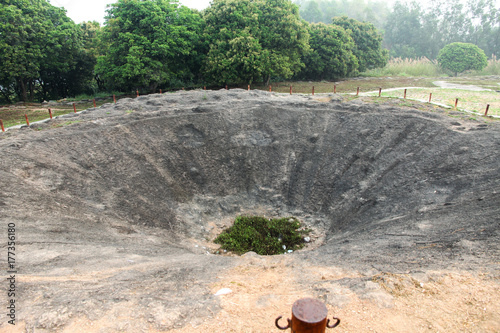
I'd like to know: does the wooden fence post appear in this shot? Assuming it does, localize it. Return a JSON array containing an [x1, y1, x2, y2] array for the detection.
[[485, 104, 490, 116], [0, 119, 4, 132], [49, 109, 53, 119], [379, 87, 382, 97], [25, 114, 30, 126], [429, 93, 432, 103]]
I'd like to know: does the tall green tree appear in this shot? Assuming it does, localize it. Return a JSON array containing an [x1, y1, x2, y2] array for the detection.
[[96, 0, 203, 92], [0, 0, 86, 102], [299, 22, 358, 79], [203, 0, 310, 85], [332, 16, 388, 72]]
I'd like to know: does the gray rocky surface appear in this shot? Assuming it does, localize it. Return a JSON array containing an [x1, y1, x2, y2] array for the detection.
[[0, 89, 498, 331]]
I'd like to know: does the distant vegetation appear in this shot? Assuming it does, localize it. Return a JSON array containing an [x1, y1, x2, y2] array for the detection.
[[1, 0, 498, 104]]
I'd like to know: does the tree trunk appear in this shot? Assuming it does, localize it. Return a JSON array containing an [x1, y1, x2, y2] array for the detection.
[[17, 78, 28, 102]]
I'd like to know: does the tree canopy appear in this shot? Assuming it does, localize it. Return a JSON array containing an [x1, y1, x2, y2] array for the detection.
[[203, 0, 310, 85], [332, 16, 388, 72], [0, 0, 92, 102], [437, 42, 488, 76], [96, 0, 203, 92], [298, 22, 358, 80]]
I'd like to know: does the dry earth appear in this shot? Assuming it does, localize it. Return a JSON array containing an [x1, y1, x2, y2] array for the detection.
[[0, 89, 499, 332]]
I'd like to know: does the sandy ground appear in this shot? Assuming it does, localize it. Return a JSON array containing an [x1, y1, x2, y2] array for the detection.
[[160, 255, 500, 333]]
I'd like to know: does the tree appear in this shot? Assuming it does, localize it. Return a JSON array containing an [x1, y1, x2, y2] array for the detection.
[[96, 0, 203, 92], [437, 42, 488, 76], [299, 22, 358, 80], [203, 0, 309, 85], [0, 0, 89, 102], [332, 16, 388, 72]]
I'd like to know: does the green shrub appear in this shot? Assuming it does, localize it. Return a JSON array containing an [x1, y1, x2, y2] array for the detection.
[[214, 216, 310, 255], [437, 43, 488, 76]]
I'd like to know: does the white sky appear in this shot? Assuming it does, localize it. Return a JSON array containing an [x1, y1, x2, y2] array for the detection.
[[48, 0, 212, 24]]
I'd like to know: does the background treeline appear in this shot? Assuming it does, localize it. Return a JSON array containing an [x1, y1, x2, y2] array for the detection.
[[297, 0, 500, 59], [1, 0, 498, 104], [0, 0, 387, 103]]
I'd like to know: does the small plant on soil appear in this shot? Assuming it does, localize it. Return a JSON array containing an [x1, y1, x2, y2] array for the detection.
[[214, 215, 310, 255]]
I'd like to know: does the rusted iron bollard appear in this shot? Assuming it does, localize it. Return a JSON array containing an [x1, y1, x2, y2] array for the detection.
[[290, 85, 292, 95], [485, 104, 490, 116], [0, 119, 5, 132], [136, 90, 139, 97], [334, 85, 336, 94], [429, 93, 432, 103], [312, 86, 315, 95], [113, 94, 117, 103], [49, 108, 53, 119], [455, 98, 459, 108], [73, 103, 77, 113], [93, 99, 97, 108], [356, 87, 359, 96], [269, 85, 272, 92], [276, 298, 340, 332], [25, 114, 30, 126], [378, 87, 382, 97]]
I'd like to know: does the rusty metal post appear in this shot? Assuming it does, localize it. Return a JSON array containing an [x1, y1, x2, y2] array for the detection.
[[226, 85, 228, 90], [485, 104, 490, 116], [429, 93, 432, 103], [404, 88, 407, 99], [334, 85, 336, 94], [113, 94, 117, 103], [269, 85, 272, 92], [204, 86, 206, 90], [356, 87, 359, 96], [25, 114, 30, 126], [290, 85, 292, 95], [49, 109, 53, 119], [312, 86, 315, 95], [248, 85, 250, 91], [0, 119, 4, 132], [379, 87, 382, 97], [93, 99, 97, 108], [455, 98, 459, 108], [73, 103, 77, 113], [136, 90, 139, 97], [160, 89, 162, 94], [276, 298, 340, 332]]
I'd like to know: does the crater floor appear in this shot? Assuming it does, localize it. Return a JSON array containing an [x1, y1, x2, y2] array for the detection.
[[1, 89, 499, 332]]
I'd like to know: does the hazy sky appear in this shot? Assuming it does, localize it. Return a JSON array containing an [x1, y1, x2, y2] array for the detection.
[[48, 0, 500, 25], [48, 0, 212, 24]]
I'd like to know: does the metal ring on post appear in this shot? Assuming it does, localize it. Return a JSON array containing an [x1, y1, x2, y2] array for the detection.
[[275, 316, 291, 330], [327, 317, 340, 329]]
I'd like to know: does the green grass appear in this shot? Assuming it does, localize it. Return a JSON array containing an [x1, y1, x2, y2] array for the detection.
[[214, 215, 310, 255], [369, 88, 499, 116]]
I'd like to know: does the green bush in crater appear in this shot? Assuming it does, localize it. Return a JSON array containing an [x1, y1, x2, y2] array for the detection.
[[214, 215, 310, 255]]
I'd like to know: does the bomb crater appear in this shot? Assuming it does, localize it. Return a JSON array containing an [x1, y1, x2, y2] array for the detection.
[[1, 89, 499, 331]]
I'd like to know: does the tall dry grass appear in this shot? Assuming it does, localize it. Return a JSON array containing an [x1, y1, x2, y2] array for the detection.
[[363, 57, 443, 77], [475, 55, 500, 75]]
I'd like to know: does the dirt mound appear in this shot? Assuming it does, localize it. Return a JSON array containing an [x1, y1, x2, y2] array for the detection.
[[1, 89, 499, 332]]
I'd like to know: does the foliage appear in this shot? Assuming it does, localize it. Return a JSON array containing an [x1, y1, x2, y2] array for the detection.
[[332, 16, 388, 72], [96, 0, 203, 92], [298, 22, 358, 80], [437, 43, 488, 76], [0, 0, 92, 102], [294, 0, 390, 30], [214, 216, 309, 255], [203, 0, 309, 85], [384, 0, 500, 59]]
